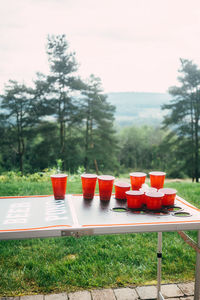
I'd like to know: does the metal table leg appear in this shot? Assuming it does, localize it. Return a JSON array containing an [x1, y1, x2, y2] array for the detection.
[[157, 232, 163, 300], [194, 230, 200, 300]]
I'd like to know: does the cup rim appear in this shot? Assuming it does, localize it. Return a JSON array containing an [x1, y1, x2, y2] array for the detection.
[[50, 174, 68, 178], [146, 191, 164, 198], [140, 187, 157, 193], [149, 171, 166, 176], [129, 172, 147, 177], [158, 188, 177, 195], [125, 190, 144, 196], [81, 173, 97, 178], [114, 181, 131, 188], [98, 175, 115, 181]]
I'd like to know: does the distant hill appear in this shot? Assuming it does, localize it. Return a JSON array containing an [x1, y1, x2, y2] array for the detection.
[[107, 92, 171, 127]]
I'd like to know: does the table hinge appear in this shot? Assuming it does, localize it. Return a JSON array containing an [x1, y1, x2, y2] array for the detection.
[[61, 229, 93, 238]]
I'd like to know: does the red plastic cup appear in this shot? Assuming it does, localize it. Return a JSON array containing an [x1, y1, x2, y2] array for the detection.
[[149, 171, 166, 189], [129, 172, 146, 190], [98, 175, 115, 201], [159, 188, 177, 206], [81, 173, 97, 200], [146, 191, 164, 210], [51, 174, 68, 200], [126, 190, 144, 209], [114, 181, 131, 200], [140, 187, 157, 205]]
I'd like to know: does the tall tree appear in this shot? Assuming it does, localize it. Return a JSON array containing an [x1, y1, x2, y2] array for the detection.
[[162, 59, 200, 182], [46, 34, 84, 167], [81, 75, 118, 173], [0, 80, 35, 174], [33, 72, 53, 118]]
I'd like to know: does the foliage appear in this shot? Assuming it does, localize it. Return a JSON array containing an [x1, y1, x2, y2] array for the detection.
[[118, 125, 167, 171], [0, 81, 36, 175], [0, 35, 118, 175], [162, 58, 200, 181], [80, 74, 119, 173], [45, 34, 85, 167], [0, 169, 55, 183], [1, 35, 200, 181]]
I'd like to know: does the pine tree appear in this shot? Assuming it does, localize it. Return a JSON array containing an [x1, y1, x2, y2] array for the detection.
[[46, 34, 84, 168], [162, 59, 200, 182], [0, 80, 35, 174], [81, 75, 119, 173]]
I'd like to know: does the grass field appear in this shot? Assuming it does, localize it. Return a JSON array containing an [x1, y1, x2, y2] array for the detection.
[[0, 174, 199, 296]]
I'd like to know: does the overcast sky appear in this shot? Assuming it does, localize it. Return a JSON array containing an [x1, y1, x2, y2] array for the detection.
[[1, 0, 200, 93]]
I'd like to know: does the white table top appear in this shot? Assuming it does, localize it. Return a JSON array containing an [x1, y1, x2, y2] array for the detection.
[[0, 194, 200, 240]]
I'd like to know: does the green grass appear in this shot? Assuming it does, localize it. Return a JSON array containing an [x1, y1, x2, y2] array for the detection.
[[0, 179, 83, 197], [0, 176, 199, 296]]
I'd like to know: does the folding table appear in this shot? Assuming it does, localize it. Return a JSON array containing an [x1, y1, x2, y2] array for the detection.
[[0, 194, 200, 300]]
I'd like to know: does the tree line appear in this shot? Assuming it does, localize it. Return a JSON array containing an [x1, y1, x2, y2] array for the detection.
[[119, 58, 200, 182], [0, 35, 200, 181], [0, 35, 118, 175]]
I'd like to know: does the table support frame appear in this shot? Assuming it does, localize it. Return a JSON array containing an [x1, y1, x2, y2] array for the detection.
[[157, 232, 164, 300], [157, 230, 200, 300], [194, 230, 200, 300]]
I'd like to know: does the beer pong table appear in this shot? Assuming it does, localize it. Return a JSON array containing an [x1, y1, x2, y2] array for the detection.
[[1, 194, 200, 300]]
